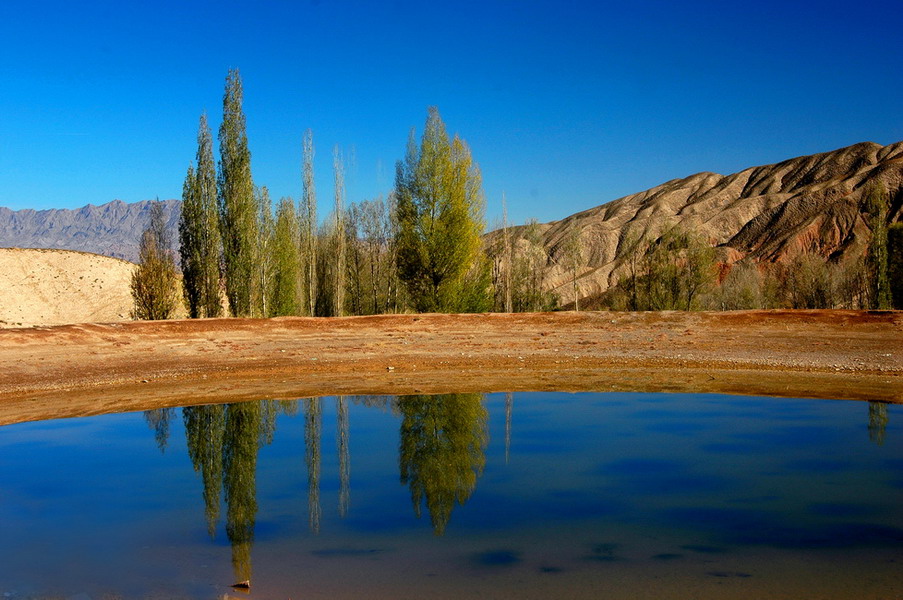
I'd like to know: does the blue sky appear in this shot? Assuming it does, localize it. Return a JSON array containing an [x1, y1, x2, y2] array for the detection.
[[1, 0, 901, 225]]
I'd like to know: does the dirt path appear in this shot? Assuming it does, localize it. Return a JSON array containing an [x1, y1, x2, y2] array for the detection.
[[0, 310, 900, 425]]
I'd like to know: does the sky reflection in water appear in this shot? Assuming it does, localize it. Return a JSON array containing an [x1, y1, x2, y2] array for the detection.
[[0, 392, 900, 599]]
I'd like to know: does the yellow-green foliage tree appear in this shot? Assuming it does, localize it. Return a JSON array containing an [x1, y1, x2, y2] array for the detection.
[[398, 393, 488, 536], [641, 227, 716, 311], [270, 197, 302, 316], [131, 201, 179, 320], [394, 107, 489, 312]]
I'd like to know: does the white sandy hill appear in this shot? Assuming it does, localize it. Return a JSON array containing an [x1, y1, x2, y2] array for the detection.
[[0, 247, 136, 328]]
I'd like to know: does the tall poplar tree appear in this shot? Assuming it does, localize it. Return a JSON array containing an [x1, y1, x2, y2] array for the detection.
[[332, 145, 346, 317], [866, 183, 891, 309], [179, 113, 221, 318], [254, 186, 274, 317], [179, 163, 201, 316], [196, 113, 222, 317], [218, 69, 257, 317], [394, 107, 488, 312], [300, 129, 318, 316], [271, 197, 302, 316]]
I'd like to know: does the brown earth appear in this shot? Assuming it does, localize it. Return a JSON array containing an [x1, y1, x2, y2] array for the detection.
[[0, 310, 900, 426]]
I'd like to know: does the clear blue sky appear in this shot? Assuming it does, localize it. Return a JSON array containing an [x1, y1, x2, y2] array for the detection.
[[1, 0, 901, 225]]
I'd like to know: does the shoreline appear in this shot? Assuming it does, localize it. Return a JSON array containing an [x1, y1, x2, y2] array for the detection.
[[1, 310, 900, 425]]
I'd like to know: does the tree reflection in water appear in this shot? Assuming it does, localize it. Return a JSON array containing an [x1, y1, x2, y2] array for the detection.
[[868, 401, 889, 446], [222, 401, 261, 581], [398, 393, 489, 536], [337, 396, 350, 518], [159, 394, 895, 582], [144, 407, 175, 453], [305, 397, 322, 534], [182, 404, 225, 536], [178, 400, 286, 582], [167, 393, 492, 580], [505, 392, 513, 464]]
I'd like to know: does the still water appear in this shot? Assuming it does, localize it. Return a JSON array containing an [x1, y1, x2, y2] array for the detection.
[[0, 392, 900, 599]]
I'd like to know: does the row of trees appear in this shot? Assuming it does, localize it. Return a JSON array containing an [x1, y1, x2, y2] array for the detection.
[[145, 389, 887, 582], [147, 71, 494, 319], [132, 70, 900, 319], [145, 392, 489, 581]]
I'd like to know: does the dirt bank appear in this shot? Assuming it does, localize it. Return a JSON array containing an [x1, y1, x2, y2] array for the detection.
[[0, 310, 900, 425]]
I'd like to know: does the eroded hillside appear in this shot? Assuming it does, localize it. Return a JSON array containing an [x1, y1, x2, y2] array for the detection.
[[497, 141, 903, 306]]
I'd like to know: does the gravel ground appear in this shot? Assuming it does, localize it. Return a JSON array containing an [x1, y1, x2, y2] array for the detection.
[[0, 310, 900, 425]]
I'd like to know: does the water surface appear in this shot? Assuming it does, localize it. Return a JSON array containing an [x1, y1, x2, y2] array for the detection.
[[0, 392, 900, 599]]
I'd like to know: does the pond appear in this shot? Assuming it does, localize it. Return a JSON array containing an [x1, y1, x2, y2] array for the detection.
[[0, 392, 900, 599]]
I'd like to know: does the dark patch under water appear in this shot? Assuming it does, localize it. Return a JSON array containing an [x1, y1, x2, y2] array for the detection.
[[311, 547, 384, 558], [681, 544, 728, 554], [473, 549, 521, 566]]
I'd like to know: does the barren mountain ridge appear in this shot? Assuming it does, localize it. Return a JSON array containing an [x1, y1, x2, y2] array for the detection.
[[510, 141, 903, 305]]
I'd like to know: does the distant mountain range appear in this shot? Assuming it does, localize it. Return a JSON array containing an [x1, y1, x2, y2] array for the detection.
[[1, 141, 901, 307], [0, 199, 180, 263]]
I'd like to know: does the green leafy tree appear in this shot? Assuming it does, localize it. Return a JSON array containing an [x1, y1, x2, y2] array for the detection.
[[398, 393, 488, 536], [179, 113, 222, 318], [888, 222, 903, 309], [179, 164, 201, 315], [679, 229, 717, 310], [345, 203, 366, 315], [866, 184, 892, 309], [395, 107, 489, 312], [218, 69, 258, 317], [131, 201, 179, 320], [270, 197, 302, 316], [641, 227, 715, 311]]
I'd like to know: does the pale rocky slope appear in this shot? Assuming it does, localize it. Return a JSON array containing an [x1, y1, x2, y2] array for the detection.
[[495, 141, 903, 306], [0, 248, 137, 327]]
